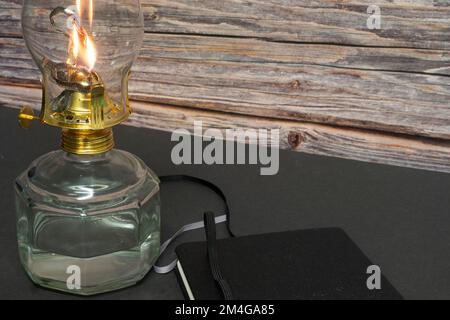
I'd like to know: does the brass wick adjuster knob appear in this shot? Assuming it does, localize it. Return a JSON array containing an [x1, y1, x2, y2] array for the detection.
[[18, 106, 38, 129]]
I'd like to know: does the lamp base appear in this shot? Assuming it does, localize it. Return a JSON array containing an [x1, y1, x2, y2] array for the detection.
[[15, 149, 161, 296]]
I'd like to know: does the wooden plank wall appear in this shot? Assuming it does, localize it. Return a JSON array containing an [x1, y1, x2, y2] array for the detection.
[[1, 0, 450, 172]]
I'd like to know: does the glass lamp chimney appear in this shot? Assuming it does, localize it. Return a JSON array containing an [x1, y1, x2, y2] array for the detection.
[[21, 0, 144, 152]]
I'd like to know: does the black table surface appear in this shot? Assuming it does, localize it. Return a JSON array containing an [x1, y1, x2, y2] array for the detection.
[[2, 107, 450, 300]]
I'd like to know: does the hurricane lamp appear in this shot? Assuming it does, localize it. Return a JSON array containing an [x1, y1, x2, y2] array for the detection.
[[15, 0, 161, 296]]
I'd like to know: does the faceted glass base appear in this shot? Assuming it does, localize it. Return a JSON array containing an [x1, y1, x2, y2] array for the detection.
[[15, 150, 161, 296]]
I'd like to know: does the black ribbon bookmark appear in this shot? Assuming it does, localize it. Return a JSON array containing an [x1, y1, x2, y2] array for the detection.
[[204, 211, 234, 300]]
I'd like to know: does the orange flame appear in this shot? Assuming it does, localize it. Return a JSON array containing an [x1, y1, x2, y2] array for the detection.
[[76, 0, 93, 28], [72, 27, 79, 59], [89, 0, 94, 28], [69, 0, 96, 71], [84, 35, 97, 71], [76, 0, 82, 17]]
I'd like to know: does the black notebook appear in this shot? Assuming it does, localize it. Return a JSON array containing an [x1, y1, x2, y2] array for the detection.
[[175, 228, 403, 300]]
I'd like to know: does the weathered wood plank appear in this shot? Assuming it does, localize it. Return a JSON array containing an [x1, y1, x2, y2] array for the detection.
[[2, 35, 450, 140], [143, 0, 450, 49], [130, 102, 450, 175], [2, 83, 450, 174], [0, 0, 21, 37], [3, 35, 450, 81], [139, 35, 450, 76], [129, 59, 450, 140], [6, 34, 450, 77], [2, 0, 450, 49]]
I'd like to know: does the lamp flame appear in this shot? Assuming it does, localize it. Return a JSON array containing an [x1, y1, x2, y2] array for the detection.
[[76, 0, 93, 27], [89, 0, 94, 28], [71, 27, 79, 59], [76, 0, 81, 16], [68, 0, 96, 71], [84, 35, 97, 71]]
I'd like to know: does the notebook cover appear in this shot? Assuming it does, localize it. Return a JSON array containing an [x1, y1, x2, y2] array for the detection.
[[222, 151, 450, 299], [175, 228, 403, 300]]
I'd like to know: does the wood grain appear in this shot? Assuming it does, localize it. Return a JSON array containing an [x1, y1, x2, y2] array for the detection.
[[2, 83, 450, 174], [3, 0, 450, 49], [143, 0, 450, 50], [2, 35, 450, 139]]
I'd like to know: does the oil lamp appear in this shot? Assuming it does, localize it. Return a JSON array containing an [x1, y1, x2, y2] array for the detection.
[[16, 0, 161, 295]]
